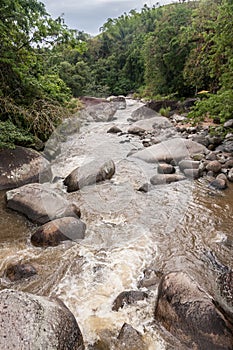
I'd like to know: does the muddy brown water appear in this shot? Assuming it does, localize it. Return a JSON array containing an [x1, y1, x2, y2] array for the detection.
[[0, 100, 233, 349]]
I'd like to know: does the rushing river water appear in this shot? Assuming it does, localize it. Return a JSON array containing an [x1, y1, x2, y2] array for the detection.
[[0, 100, 233, 349]]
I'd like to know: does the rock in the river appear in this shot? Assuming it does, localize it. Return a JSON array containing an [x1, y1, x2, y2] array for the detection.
[[157, 163, 175, 174], [209, 174, 228, 190], [179, 159, 200, 172], [128, 116, 172, 134], [64, 159, 115, 192], [150, 174, 186, 185], [112, 290, 148, 311], [155, 271, 233, 350], [206, 160, 222, 173], [31, 217, 86, 247], [228, 168, 233, 182], [107, 125, 122, 134], [130, 105, 161, 122], [5, 263, 37, 282], [107, 95, 126, 109], [6, 183, 81, 224], [131, 138, 207, 163], [117, 323, 146, 350], [183, 168, 200, 179], [0, 146, 52, 190], [0, 289, 84, 350]]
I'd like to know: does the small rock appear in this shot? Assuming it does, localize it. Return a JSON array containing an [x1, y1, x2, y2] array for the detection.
[[128, 126, 145, 135], [107, 126, 122, 134], [209, 178, 227, 190], [64, 159, 115, 192], [117, 323, 146, 350], [227, 168, 233, 182], [157, 163, 175, 174], [206, 152, 217, 161], [206, 160, 222, 173], [5, 263, 37, 282], [224, 159, 233, 168], [150, 174, 186, 185], [31, 217, 86, 247], [112, 290, 148, 311], [183, 168, 200, 179], [224, 119, 233, 128], [138, 183, 150, 193]]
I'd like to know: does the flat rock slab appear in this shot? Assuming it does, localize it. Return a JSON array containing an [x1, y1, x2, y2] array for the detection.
[[131, 138, 207, 163], [150, 174, 186, 185], [128, 116, 172, 134], [0, 289, 84, 350], [64, 159, 115, 192], [31, 217, 86, 247], [155, 271, 233, 350], [0, 146, 52, 190], [6, 183, 81, 224]]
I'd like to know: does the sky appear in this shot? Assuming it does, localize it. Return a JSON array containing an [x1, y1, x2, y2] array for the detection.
[[42, 0, 178, 36]]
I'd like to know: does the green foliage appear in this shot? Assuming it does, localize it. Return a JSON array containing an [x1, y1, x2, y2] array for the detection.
[[159, 107, 171, 117], [0, 120, 34, 149]]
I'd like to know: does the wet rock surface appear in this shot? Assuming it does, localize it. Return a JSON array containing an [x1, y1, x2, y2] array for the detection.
[[31, 217, 86, 247], [5, 263, 37, 282], [64, 159, 115, 192], [0, 289, 84, 350], [0, 146, 52, 190], [6, 183, 81, 224], [155, 271, 233, 350], [112, 290, 148, 311]]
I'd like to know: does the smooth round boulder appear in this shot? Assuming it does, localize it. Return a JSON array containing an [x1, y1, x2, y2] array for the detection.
[[6, 183, 81, 224], [157, 163, 175, 174], [155, 271, 233, 350], [31, 217, 86, 247], [206, 160, 222, 173], [0, 146, 52, 190], [107, 125, 122, 134], [5, 263, 37, 282], [0, 289, 84, 350], [64, 159, 115, 192], [178, 159, 200, 172]]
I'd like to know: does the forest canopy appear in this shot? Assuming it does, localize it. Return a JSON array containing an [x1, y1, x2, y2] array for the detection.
[[0, 0, 232, 148]]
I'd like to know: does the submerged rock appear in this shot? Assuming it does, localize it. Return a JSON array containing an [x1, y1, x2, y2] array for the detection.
[[155, 271, 233, 350], [5, 263, 37, 282], [0, 146, 52, 190], [131, 138, 207, 163], [6, 183, 81, 224], [150, 174, 186, 185], [0, 289, 84, 350], [31, 217, 86, 247], [112, 290, 148, 311], [64, 159, 115, 192]]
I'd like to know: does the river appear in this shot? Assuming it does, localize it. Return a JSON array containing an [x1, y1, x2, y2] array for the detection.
[[0, 99, 233, 349]]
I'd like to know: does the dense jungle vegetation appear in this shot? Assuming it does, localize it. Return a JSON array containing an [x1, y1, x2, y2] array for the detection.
[[0, 0, 233, 148]]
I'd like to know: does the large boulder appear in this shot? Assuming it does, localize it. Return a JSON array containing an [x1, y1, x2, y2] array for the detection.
[[6, 183, 81, 224], [155, 271, 233, 350], [31, 217, 86, 247], [131, 138, 207, 163], [82, 102, 117, 122], [112, 290, 148, 311], [64, 159, 115, 193], [130, 105, 161, 122], [0, 289, 84, 350], [0, 146, 52, 190]]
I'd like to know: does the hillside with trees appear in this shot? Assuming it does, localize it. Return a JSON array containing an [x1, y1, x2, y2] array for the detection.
[[0, 0, 232, 149]]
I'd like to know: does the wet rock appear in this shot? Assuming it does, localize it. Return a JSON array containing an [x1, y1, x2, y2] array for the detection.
[[206, 152, 217, 161], [107, 125, 122, 134], [209, 175, 228, 190], [179, 159, 200, 172], [0, 289, 84, 350], [107, 95, 126, 109], [31, 217, 86, 247], [224, 119, 233, 128], [6, 183, 81, 224], [112, 290, 148, 311], [155, 271, 233, 350], [128, 116, 172, 134], [131, 138, 207, 163], [228, 168, 233, 182], [137, 183, 150, 193], [157, 163, 175, 174], [150, 174, 186, 185], [117, 323, 146, 350], [64, 159, 115, 192], [206, 160, 222, 173], [183, 168, 200, 179], [0, 146, 52, 190], [138, 269, 163, 289], [5, 263, 37, 282]]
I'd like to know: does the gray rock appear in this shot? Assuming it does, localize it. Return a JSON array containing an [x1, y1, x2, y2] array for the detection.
[[64, 159, 115, 192], [128, 116, 172, 134], [6, 183, 81, 224], [31, 217, 86, 247], [107, 125, 122, 134], [155, 271, 233, 350], [209, 177, 227, 190], [117, 323, 146, 350], [179, 159, 200, 172], [107, 95, 126, 109], [137, 183, 150, 193], [206, 160, 222, 173], [224, 119, 233, 128], [150, 174, 186, 185], [131, 138, 207, 163], [0, 146, 52, 190], [130, 105, 161, 122], [206, 152, 217, 161], [228, 168, 233, 182], [112, 290, 148, 311], [127, 126, 145, 135], [183, 168, 200, 179], [0, 289, 84, 350], [5, 263, 37, 282], [157, 163, 175, 174]]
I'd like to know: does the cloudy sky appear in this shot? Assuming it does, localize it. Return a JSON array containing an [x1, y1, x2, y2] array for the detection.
[[42, 0, 178, 35]]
